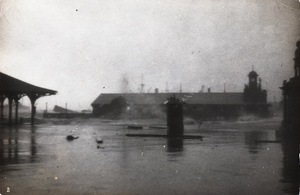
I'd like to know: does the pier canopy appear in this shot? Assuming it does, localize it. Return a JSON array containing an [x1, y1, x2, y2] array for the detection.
[[0, 72, 57, 95], [0, 72, 57, 125]]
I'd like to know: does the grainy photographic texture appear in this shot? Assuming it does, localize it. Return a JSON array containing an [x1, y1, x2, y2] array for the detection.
[[0, 0, 300, 194]]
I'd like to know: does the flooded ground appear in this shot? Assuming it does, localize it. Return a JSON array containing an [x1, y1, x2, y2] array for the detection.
[[0, 117, 298, 195]]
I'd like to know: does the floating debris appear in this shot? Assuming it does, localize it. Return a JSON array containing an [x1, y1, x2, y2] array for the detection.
[[256, 140, 281, 143], [66, 135, 79, 140], [125, 134, 203, 139], [149, 126, 167, 129], [96, 137, 103, 144], [127, 125, 143, 129]]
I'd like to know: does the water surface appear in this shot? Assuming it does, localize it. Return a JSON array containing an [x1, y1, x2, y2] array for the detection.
[[0, 118, 297, 194]]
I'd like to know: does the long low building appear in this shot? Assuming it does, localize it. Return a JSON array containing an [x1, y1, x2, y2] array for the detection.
[[91, 70, 269, 120]]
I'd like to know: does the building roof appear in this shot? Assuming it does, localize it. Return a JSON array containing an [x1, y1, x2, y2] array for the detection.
[[0, 72, 57, 96], [91, 92, 245, 106], [53, 105, 78, 113]]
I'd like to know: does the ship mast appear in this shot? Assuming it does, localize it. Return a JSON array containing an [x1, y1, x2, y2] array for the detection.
[[180, 82, 182, 93], [165, 82, 169, 93], [139, 74, 145, 93]]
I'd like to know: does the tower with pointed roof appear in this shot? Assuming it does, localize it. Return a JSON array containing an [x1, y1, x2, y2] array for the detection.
[[248, 70, 258, 88], [244, 69, 268, 115]]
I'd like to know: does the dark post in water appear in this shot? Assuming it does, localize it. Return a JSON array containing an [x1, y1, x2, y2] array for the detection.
[[166, 96, 184, 137]]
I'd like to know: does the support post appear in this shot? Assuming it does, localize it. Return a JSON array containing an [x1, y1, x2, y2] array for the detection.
[[30, 100, 36, 125], [0, 95, 5, 122], [8, 97, 13, 125], [27, 93, 39, 126], [14, 98, 19, 124]]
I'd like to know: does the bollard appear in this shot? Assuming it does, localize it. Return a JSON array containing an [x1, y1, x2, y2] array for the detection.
[[167, 96, 184, 137], [167, 138, 183, 152]]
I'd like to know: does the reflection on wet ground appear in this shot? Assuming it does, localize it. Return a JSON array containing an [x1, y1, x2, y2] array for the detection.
[[0, 126, 38, 166], [0, 118, 298, 194]]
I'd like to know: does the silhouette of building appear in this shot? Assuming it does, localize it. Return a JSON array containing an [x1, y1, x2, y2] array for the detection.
[[280, 40, 300, 129], [243, 71, 268, 115], [52, 105, 78, 113], [91, 70, 269, 120]]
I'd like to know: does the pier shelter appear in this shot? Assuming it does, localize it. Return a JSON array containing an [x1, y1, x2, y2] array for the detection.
[[0, 72, 57, 125]]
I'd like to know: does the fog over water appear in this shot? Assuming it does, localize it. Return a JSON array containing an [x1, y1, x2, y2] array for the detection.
[[0, 0, 299, 111]]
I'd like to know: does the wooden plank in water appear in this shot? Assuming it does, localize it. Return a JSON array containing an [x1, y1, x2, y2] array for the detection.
[[125, 134, 203, 139]]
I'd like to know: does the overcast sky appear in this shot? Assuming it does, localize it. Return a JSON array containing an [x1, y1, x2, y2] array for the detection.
[[1, 0, 300, 111]]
